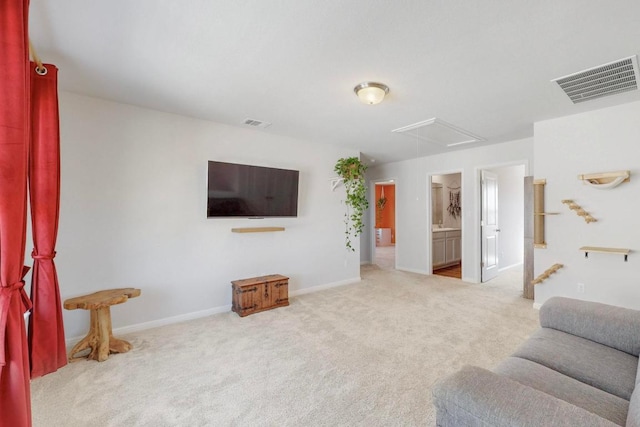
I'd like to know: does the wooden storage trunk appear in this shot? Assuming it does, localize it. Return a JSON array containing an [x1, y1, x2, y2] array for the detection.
[[231, 274, 289, 317]]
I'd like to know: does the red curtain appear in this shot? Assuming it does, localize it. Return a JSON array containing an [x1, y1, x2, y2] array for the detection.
[[28, 63, 67, 378], [0, 0, 33, 426]]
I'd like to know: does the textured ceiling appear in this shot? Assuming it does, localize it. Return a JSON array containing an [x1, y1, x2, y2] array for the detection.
[[29, 0, 640, 164]]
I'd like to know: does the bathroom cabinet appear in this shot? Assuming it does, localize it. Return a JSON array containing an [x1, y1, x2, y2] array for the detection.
[[433, 229, 461, 269]]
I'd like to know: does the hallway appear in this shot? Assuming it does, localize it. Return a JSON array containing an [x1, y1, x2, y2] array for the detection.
[[374, 245, 395, 270]]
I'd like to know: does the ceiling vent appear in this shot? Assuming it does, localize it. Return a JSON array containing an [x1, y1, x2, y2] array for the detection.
[[552, 55, 639, 104], [391, 118, 485, 147], [242, 118, 272, 129]]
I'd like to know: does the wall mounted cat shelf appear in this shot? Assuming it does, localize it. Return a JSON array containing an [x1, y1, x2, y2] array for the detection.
[[578, 170, 630, 189], [580, 246, 630, 262], [562, 200, 596, 223], [532, 263, 563, 285]]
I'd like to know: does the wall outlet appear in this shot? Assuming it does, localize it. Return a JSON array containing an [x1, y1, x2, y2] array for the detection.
[[577, 283, 585, 294]]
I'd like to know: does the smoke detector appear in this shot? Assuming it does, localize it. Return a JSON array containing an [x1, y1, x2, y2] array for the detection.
[[552, 55, 639, 104]]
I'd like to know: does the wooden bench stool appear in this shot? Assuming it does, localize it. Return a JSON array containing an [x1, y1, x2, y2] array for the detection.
[[64, 288, 141, 362]]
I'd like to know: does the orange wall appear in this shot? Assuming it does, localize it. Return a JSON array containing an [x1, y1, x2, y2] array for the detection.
[[375, 184, 396, 243]]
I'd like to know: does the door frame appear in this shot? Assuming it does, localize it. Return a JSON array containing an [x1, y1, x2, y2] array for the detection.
[[428, 169, 464, 275], [369, 177, 397, 269]]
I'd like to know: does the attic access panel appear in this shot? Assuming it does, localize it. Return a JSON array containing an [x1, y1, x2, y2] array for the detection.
[[391, 118, 485, 147]]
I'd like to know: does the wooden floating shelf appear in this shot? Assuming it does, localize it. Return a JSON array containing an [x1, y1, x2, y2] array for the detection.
[[534, 213, 560, 216], [231, 227, 285, 233], [534, 243, 548, 249], [580, 246, 630, 262]]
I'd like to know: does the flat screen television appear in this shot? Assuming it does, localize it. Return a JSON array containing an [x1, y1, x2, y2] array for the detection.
[[207, 161, 299, 218]]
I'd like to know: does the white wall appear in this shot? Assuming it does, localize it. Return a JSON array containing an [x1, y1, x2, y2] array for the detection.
[[487, 165, 524, 270], [364, 138, 533, 281], [52, 92, 361, 338], [533, 100, 640, 309], [360, 199, 373, 265]]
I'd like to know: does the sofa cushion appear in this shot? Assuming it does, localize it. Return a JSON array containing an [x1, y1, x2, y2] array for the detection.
[[628, 388, 640, 427], [541, 297, 640, 357], [495, 356, 629, 426], [512, 328, 638, 400], [433, 365, 621, 427]]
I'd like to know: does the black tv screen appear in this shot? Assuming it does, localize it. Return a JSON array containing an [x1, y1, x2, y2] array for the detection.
[[207, 161, 299, 218]]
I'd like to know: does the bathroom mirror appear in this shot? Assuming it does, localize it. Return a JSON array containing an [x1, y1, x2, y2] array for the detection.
[[431, 183, 443, 225]]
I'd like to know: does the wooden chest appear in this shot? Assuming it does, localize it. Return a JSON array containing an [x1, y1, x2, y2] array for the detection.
[[231, 274, 289, 317]]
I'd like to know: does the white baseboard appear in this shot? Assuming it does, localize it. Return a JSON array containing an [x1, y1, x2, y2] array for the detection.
[[65, 276, 362, 347], [396, 266, 429, 275], [532, 302, 542, 310], [66, 304, 232, 347], [290, 276, 361, 297], [499, 262, 523, 272]]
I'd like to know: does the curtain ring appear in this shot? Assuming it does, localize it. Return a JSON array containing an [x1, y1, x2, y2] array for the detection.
[[35, 65, 48, 76]]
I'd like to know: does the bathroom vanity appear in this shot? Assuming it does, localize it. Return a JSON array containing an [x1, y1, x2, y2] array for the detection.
[[432, 228, 461, 269]]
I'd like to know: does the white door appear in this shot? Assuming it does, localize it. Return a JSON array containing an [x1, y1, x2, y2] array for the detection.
[[481, 170, 499, 282]]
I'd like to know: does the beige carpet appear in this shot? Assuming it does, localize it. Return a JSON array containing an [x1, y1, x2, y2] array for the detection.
[[32, 265, 538, 426]]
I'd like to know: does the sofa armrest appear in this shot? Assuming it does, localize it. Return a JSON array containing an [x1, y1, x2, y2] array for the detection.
[[540, 297, 640, 356], [433, 366, 619, 427]]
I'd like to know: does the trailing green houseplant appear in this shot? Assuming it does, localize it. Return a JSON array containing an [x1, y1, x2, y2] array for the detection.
[[334, 157, 369, 251]]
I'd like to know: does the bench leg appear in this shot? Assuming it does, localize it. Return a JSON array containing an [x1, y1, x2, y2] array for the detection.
[[68, 307, 133, 362], [94, 306, 111, 362], [68, 329, 97, 363], [102, 306, 133, 356]]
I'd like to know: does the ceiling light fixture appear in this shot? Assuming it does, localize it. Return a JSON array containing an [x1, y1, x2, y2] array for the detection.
[[354, 82, 389, 105]]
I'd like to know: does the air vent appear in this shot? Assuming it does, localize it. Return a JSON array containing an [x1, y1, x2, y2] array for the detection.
[[391, 118, 485, 147], [552, 56, 639, 104], [242, 118, 272, 128]]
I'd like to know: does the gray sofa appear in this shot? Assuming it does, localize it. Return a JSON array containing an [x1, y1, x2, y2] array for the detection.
[[433, 297, 640, 426]]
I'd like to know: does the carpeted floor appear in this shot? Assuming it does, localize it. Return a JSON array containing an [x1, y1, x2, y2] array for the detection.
[[31, 265, 538, 426]]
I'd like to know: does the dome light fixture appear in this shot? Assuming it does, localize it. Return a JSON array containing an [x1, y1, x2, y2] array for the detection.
[[353, 82, 389, 105]]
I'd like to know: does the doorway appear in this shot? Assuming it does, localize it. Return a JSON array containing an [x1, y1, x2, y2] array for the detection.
[[431, 173, 462, 279], [480, 164, 526, 283], [373, 181, 396, 269]]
